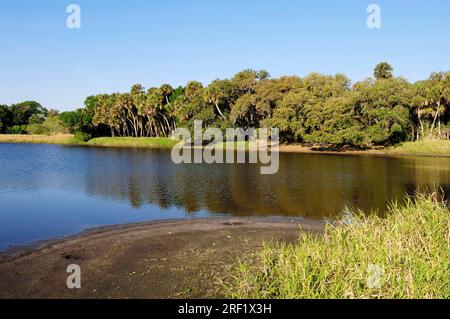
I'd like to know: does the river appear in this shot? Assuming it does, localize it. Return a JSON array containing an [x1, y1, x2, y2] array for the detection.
[[0, 143, 449, 250]]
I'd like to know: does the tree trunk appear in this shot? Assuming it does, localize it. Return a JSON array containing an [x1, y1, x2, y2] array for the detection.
[[429, 110, 439, 137], [418, 113, 424, 140], [162, 115, 172, 136], [438, 114, 441, 138], [214, 101, 226, 120], [126, 117, 137, 137]]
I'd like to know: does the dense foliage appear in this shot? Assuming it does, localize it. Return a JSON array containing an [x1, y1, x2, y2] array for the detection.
[[0, 101, 47, 134], [1, 63, 449, 147]]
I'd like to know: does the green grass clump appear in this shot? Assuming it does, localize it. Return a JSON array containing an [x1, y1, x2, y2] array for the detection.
[[85, 137, 177, 149], [0, 135, 178, 149], [390, 139, 450, 156], [227, 194, 450, 299]]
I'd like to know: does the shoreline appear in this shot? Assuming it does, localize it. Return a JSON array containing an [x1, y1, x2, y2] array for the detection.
[[278, 144, 450, 158], [1, 134, 450, 158], [0, 217, 324, 299]]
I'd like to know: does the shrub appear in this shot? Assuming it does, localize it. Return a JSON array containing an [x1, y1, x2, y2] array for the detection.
[[26, 123, 46, 135], [7, 125, 27, 134], [41, 116, 68, 134], [25, 116, 68, 135], [73, 131, 91, 142]]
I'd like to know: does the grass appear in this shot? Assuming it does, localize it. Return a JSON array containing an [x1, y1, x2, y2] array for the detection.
[[0, 134, 272, 151], [389, 139, 450, 156], [85, 137, 177, 149], [0, 134, 177, 149], [226, 194, 450, 299], [2, 134, 450, 157], [0, 134, 77, 145]]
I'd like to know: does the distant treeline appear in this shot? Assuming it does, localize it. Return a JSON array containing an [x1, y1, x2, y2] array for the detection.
[[1, 63, 449, 147]]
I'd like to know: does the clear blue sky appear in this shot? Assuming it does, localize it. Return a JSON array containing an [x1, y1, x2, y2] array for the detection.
[[1, 0, 449, 111]]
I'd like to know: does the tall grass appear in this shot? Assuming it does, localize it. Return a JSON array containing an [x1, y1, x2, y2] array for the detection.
[[0, 135, 178, 148], [390, 139, 450, 156], [0, 134, 76, 145], [227, 194, 450, 299], [85, 137, 177, 148]]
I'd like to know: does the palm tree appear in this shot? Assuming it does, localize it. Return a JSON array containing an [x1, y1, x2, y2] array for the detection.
[[204, 85, 226, 120], [414, 73, 450, 138], [374, 62, 394, 80], [160, 84, 174, 106]]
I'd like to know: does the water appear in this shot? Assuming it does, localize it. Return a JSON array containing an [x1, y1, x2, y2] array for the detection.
[[0, 143, 449, 250]]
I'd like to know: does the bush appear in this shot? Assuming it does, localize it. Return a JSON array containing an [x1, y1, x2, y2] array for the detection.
[[7, 125, 27, 134], [25, 116, 68, 135], [41, 116, 68, 134], [73, 131, 91, 142], [26, 123, 46, 135]]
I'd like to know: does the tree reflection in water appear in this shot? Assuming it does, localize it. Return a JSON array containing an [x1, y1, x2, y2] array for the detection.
[[81, 148, 450, 218]]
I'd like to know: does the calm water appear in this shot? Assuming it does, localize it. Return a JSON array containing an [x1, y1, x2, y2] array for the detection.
[[1, 143, 450, 250]]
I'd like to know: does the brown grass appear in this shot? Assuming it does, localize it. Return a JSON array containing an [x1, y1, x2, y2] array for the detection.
[[0, 134, 76, 145]]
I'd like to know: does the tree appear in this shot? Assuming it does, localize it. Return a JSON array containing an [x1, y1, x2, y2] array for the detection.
[[262, 91, 310, 142], [412, 72, 450, 138], [204, 79, 237, 121], [230, 93, 257, 127], [35, 66, 447, 147], [28, 113, 44, 125], [185, 81, 204, 101], [10, 101, 47, 126], [0, 105, 13, 133], [160, 84, 174, 106], [159, 84, 177, 134], [311, 94, 365, 146], [231, 69, 269, 95], [263, 74, 352, 144], [374, 62, 394, 80], [353, 77, 412, 145], [27, 113, 68, 135]]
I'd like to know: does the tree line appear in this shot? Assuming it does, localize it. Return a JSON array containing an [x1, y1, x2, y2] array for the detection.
[[1, 63, 449, 147]]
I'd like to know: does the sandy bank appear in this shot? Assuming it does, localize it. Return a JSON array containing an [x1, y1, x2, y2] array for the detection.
[[0, 218, 323, 299]]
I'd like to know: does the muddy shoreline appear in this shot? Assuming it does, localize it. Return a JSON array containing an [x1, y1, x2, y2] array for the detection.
[[0, 218, 324, 299]]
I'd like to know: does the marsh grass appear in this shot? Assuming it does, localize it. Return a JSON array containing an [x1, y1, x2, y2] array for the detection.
[[85, 137, 177, 149], [227, 194, 450, 299], [0, 135, 178, 148], [0, 134, 76, 144], [390, 139, 450, 156]]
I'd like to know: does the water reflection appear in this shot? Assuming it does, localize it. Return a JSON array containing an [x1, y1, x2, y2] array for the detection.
[[1, 144, 450, 220], [1, 143, 450, 249], [78, 148, 450, 218]]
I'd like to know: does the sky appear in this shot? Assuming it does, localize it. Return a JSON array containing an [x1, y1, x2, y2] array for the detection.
[[0, 0, 449, 111]]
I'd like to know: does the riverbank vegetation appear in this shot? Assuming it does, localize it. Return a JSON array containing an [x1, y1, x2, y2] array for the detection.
[[226, 194, 450, 299], [84, 137, 177, 149], [389, 138, 450, 156], [0, 134, 77, 145], [0, 134, 178, 149], [1, 63, 449, 149]]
